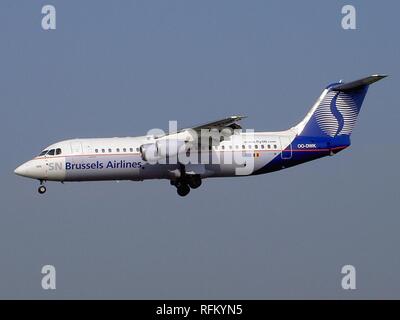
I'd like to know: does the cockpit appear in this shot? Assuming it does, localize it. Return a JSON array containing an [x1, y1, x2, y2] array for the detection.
[[38, 148, 62, 157]]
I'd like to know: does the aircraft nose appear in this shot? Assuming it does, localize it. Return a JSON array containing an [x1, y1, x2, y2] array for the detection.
[[14, 163, 27, 176], [14, 160, 45, 179]]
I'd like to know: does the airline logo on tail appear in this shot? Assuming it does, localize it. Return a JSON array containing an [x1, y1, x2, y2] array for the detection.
[[314, 91, 359, 137]]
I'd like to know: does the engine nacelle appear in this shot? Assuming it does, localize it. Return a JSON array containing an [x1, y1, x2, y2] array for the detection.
[[139, 143, 159, 162], [140, 139, 187, 162], [156, 139, 187, 158]]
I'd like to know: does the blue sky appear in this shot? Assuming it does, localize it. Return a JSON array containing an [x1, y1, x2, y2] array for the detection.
[[0, 0, 399, 298]]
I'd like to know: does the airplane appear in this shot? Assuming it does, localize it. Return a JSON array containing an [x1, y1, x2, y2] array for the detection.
[[15, 74, 386, 197]]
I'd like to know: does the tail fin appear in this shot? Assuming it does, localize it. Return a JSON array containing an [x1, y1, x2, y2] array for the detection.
[[295, 75, 386, 137]]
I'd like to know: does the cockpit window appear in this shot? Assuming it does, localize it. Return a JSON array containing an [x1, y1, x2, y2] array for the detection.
[[47, 149, 55, 156], [39, 150, 48, 156], [56, 148, 62, 155]]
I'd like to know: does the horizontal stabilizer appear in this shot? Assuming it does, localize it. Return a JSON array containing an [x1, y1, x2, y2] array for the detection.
[[332, 74, 387, 92]]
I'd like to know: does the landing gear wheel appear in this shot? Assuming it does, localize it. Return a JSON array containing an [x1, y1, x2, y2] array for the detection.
[[176, 184, 190, 197], [38, 185, 46, 194], [188, 176, 202, 189]]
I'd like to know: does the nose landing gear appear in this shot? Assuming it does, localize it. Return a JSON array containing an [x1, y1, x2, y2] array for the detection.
[[38, 180, 46, 194]]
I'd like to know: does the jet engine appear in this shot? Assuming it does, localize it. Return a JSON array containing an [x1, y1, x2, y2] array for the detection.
[[140, 139, 187, 162]]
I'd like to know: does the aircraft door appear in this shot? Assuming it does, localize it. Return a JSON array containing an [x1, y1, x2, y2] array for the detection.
[[84, 144, 93, 155], [70, 141, 83, 155], [280, 136, 292, 159], [43, 157, 49, 180]]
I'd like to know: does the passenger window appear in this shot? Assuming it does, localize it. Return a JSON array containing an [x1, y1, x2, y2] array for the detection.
[[95, 149, 98, 153], [235, 145, 239, 149], [221, 145, 225, 150], [248, 145, 252, 149], [274, 144, 277, 149], [242, 145, 245, 149], [130, 148, 133, 152], [261, 144, 265, 149], [102, 149, 105, 153], [108, 148, 112, 153], [267, 144, 271, 149], [123, 148, 126, 152], [116, 148, 120, 152], [56, 148, 62, 155], [255, 145, 258, 149], [136, 148, 139, 152]]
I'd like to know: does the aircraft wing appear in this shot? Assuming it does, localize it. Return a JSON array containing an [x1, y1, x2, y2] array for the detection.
[[188, 115, 247, 131], [154, 115, 247, 140]]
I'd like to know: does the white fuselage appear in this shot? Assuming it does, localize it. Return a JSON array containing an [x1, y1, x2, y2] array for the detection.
[[15, 131, 297, 183]]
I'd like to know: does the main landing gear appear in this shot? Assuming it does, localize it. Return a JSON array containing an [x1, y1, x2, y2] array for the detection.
[[38, 180, 46, 194], [176, 183, 190, 197], [171, 174, 202, 197]]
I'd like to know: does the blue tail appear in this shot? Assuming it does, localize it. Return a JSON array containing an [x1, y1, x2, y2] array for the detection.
[[295, 75, 386, 138]]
